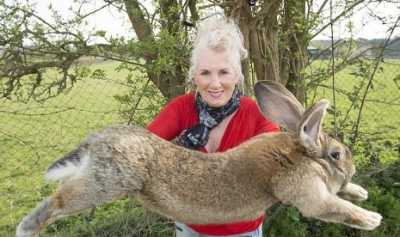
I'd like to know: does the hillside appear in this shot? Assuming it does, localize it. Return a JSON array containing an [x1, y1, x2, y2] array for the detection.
[[309, 37, 400, 59]]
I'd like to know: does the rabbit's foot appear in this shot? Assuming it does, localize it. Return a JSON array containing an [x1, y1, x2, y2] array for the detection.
[[354, 210, 382, 230], [339, 183, 368, 202], [316, 204, 382, 230], [16, 219, 37, 237], [349, 184, 368, 201]]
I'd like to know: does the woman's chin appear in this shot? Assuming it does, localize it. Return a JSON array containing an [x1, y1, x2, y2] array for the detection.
[[206, 100, 227, 108], [202, 93, 230, 108]]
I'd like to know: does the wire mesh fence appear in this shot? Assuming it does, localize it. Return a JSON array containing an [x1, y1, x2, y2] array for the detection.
[[305, 50, 400, 163], [1, 50, 399, 234]]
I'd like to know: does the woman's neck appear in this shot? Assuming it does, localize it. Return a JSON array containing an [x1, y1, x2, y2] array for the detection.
[[204, 111, 237, 152]]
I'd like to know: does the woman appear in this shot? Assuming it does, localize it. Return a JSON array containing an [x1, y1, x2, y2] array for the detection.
[[147, 17, 279, 237]]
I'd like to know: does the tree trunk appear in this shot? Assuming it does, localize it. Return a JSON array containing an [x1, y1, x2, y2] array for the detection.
[[125, 0, 308, 102], [226, 0, 283, 96], [281, 0, 308, 104], [225, 0, 309, 103], [124, 0, 186, 100]]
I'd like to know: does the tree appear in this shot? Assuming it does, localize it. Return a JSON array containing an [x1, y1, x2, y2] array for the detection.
[[0, 0, 391, 103]]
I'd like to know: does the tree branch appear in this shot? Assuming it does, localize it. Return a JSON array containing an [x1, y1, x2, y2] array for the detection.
[[310, 0, 366, 39], [73, 2, 113, 22], [124, 0, 154, 41], [351, 16, 400, 147]]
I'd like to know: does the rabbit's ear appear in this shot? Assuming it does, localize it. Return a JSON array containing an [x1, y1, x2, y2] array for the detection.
[[254, 80, 305, 131], [297, 100, 329, 149]]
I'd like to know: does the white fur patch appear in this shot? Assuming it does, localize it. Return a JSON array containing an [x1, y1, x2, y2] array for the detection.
[[16, 220, 30, 237], [45, 153, 90, 182]]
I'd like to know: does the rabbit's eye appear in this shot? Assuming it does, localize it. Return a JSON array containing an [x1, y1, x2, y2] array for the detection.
[[329, 151, 341, 160]]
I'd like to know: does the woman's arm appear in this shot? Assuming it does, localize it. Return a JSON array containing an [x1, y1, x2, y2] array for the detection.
[[147, 94, 194, 141]]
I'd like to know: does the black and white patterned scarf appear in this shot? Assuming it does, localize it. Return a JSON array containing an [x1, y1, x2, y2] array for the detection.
[[176, 87, 241, 149]]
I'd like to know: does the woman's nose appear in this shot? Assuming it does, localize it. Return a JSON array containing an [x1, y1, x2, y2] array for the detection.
[[209, 74, 222, 88]]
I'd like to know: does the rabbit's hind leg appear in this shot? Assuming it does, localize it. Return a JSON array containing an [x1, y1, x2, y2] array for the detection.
[[16, 197, 56, 237], [16, 177, 128, 237], [16, 181, 93, 237]]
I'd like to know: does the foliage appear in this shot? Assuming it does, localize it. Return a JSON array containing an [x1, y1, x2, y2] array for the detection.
[[113, 62, 166, 126], [0, 0, 193, 101], [3, 0, 396, 101]]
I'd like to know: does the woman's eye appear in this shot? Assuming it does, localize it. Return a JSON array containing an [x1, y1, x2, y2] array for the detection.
[[220, 70, 229, 75], [200, 71, 210, 76]]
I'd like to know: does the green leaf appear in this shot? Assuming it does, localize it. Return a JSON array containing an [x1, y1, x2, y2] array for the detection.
[[94, 30, 107, 37]]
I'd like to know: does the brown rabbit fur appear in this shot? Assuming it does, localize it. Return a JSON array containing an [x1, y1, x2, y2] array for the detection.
[[16, 81, 382, 237]]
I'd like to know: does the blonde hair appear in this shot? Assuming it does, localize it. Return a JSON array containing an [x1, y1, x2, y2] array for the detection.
[[188, 17, 248, 83]]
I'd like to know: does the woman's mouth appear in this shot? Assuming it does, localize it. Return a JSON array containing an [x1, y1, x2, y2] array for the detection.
[[208, 91, 223, 99]]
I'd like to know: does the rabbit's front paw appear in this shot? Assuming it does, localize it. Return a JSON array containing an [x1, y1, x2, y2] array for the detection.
[[339, 183, 368, 202], [359, 210, 382, 230], [351, 185, 368, 201]]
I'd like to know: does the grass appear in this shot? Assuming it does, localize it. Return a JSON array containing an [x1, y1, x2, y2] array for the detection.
[[306, 59, 400, 164], [1, 59, 399, 236], [0, 61, 133, 235]]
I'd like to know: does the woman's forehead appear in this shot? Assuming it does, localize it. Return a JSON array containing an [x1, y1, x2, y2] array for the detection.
[[196, 48, 236, 70]]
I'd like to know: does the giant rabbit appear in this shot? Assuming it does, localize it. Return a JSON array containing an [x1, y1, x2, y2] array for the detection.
[[16, 81, 382, 237]]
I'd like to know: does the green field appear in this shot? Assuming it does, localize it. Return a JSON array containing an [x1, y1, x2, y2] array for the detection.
[[0, 61, 132, 235], [1, 60, 399, 236], [306, 59, 400, 164]]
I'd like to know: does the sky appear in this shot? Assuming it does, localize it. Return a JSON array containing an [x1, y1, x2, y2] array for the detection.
[[313, 1, 400, 40], [31, 0, 400, 41]]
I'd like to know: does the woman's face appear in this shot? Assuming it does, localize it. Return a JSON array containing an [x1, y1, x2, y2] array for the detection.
[[193, 48, 239, 108]]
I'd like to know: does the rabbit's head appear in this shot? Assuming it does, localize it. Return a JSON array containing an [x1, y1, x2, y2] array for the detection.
[[254, 81, 355, 186]]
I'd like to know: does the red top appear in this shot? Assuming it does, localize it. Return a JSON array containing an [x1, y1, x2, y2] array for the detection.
[[147, 93, 279, 236]]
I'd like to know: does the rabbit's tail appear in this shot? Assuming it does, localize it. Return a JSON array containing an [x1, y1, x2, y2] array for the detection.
[[45, 146, 90, 182]]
